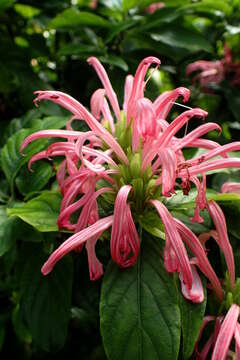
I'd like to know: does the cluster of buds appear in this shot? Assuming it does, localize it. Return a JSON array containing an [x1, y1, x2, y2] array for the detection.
[[186, 44, 240, 90], [21, 56, 240, 304]]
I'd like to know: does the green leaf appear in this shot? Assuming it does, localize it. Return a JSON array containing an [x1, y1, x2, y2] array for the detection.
[[0, 0, 15, 12], [100, 233, 181, 360], [12, 305, 32, 343], [0, 129, 46, 192], [99, 55, 128, 71], [20, 245, 73, 352], [16, 162, 53, 196], [0, 326, 5, 351], [150, 26, 213, 53], [49, 8, 109, 29], [177, 278, 207, 359], [138, 212, 165, 239], [14, 4, 41, 18], [0, 206, 19, 256], [1, 116, 67, 192], [58, 44, 104, 57], [7, 191, 62, 232]]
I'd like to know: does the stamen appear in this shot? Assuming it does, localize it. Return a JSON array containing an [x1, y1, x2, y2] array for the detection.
[[144, 65, 160, 89], [170, 101, 193, 136]]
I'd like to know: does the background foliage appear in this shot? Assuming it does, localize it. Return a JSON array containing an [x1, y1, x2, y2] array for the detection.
[[1, 0, 240, 359]]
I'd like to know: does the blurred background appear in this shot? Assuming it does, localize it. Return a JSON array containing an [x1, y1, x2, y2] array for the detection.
[[1, 0, 240, 359]]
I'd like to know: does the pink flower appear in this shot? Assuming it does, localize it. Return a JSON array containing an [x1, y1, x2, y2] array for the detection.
[[195, 305, 240, 359], [21, 56, 240, 302], [145, 2, 165, 14], [221, 182, 240, 194], [187, 44, 240, 90]]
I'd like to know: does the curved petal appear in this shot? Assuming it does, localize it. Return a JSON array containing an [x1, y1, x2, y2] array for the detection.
[[41, 216, 114, 275], [87, 57, 120, 120], [208, 200, 235, 288], [150, 199, 192, 288], [212, 304, 240, 360], [179, 264, 204, 303], [111, 185, 140, 267], [153, 87, 190, 120], [32, 91, 128, 164]]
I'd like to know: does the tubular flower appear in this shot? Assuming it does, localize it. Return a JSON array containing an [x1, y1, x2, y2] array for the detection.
[[21, 56, 240, 302], [221, 182, 240, 195], [187, 44, 240, 90], [195, 305, 240, 360]]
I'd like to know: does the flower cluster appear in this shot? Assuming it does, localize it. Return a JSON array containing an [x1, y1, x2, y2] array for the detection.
[[21, 56, 240, 303], [186, 44, 240, 90]]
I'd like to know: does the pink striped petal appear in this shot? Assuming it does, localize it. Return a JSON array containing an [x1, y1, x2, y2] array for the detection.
[[155, 148, 177, 197], [90, 88, 115, 133], [87, 57, 120, 120], [86, 235, 104, 280], [132, 98, 156, 151], [173, 122, 221, 152], [178, 158, 240, 177], [163, 234, 180, 273], [41, 216, 114, 275], [212, 304, 240, 360], [235, 323, 240, 360], [179, 264, 204, 303], [150, 199, 192, 288], [153, 87, 190, 120], [123, 75, 134, 112], [208, 200, 235, 288], [111, 185, 140, 267], [127, 56, 161, 124], [33, 91, 128, 164], [221, 182, 240, 194], [175, 218, 223, 300]]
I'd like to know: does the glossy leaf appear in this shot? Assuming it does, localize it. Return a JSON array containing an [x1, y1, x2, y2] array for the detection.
[[16, 162, 53, 196], [0, 206, 19, 256], [7, 191, 62, 232], [150, 26, 212, 53], [49, 8, 109, 29], [100, 233, 181, 360], [20, 245, 73, 352]]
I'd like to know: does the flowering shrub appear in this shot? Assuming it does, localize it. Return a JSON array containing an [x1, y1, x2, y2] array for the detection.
[[12, 55, 240, 358], [186, 45, 240, 90]]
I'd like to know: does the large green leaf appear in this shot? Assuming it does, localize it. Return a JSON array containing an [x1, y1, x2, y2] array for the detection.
[[20, 245, 73, 352], [16, 162, 53, 196], [100, 233, 181, 360], [0, 206, 19, 256], [7, 191, 62, 232], [49, 8, 109, 29], [150, 26, 213, 53]]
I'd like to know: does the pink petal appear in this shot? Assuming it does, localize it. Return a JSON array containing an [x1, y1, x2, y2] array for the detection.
[[111, 185, 140, 267], [173, 122, 221, 152], [153, 87, 190, 120], [85, 235, 104, 280], [175, 218, 223, 300], [212, 304, 240, 360], [208, 200, 235, 288], [127, 56, 161, 124], [179, 264, 204, 303], [154, 148, 177, 197], [221, 182, 240, 194], [150, 199, 193, 288], [33, 91, 128, 164], [178, 158, 240, 178], [87, 57, 120, 120], [123, 75, 134, 112], [132, 98, 156, 150], [41, 216, 114, 275]]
